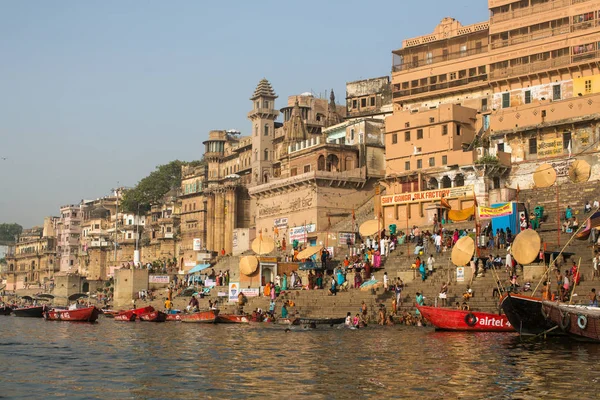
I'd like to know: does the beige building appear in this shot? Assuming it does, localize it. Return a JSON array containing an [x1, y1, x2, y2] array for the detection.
[[179, 164, 207, 270], [383, 0, 600, 229]]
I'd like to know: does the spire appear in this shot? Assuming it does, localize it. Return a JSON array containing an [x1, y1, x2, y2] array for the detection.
[[250, 78, 277, 100], [329, 89, 335, 104], [326, 88, 342, 127]]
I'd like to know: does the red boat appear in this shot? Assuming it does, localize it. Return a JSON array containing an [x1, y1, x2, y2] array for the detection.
[[44, 306, 100, 322], [114, 306, 155, 322], [139, 310, 167, 322], [417, 306, 515, 332], [216, 314, 250, 324], [179, 310, 219, 323], [166, 313, 182, 321]]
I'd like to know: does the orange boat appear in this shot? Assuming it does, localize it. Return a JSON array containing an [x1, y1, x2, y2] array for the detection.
[[44, 306, 100, 322], [114, 306, 155, 321], [139, 310, 167, 322], [179, 310, 219, 323], [216, 314, 250, 324], [417, 305, 514, 332]]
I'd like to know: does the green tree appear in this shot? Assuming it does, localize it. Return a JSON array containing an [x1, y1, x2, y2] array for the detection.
[[0, 223, 23, 243], [120, 160, 189, 214]]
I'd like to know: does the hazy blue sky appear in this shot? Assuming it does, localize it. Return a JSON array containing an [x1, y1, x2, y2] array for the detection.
[[0, 0, 487, 228]]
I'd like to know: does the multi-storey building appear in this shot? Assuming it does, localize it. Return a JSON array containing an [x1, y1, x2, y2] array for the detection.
[[179, 164, 207, 269], [55, 204, 82, 272], [144, 191, 180, 264], [4, 218, 58, 290], [382, 0, 600, 229]]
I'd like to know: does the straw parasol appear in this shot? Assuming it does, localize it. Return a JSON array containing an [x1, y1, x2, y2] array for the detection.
[[532, 163, 556, 188], [296, 245, 322, 260], [239, 256, 259, 276], [568, 159, 591, 184], [359, 219, 379, 237], [511, 229, 541, 265], [251, 236, 275, 255], [451, 236, 475, 266]]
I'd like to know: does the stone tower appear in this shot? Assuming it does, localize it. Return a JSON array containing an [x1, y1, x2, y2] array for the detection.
[[248, 78, 279, 185]]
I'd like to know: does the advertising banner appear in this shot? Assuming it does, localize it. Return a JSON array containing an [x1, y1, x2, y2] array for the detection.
[[228, 282, 239, 302], [478, 203, 513, 219], [456, 267, 465, 283], [289, 224, 316, 243], [381, 185, 474, 206], [274, 218, 288, 228], [193, 238, 202, 251], [149, 275, 170, 284]]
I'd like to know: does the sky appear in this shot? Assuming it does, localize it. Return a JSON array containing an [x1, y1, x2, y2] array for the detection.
[[0, 0, 487, 228]]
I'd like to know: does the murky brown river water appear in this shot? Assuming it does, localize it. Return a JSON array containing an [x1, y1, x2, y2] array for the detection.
[[0, 316, 597, 399]]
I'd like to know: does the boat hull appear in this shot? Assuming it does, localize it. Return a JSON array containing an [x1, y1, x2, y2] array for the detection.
[[179, 310, 219, 323], [216, 314, 250, 324], [542, 301, 600, 342], [139, 310, 167, 322], [45, 306, 100, 322], [500, 294, 557, 336], [417, 306, 514, 332], [165, 313, 182, 321], [0, 306, 13, 316], [13, 306, 45, 318], [294, 317, 346, 326], [114, 306, 155, 322]]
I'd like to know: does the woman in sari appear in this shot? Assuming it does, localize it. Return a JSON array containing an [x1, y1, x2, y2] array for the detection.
[[415, 292, 424, 315], [354, 270, 362, 288], [373, 250, 381, 268], [452, 229, 459, 245], [282, 273, 288, 291], [270, 282, 276, 300]]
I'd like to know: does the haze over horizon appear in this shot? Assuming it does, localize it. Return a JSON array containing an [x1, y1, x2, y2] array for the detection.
[[0, 0, 486, 228]]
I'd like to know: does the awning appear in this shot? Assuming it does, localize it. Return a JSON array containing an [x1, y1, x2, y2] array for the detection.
[[188, 263, 211, 274]]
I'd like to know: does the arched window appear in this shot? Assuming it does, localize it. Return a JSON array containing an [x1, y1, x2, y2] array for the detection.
[[326, 154, 339, 172], [317, 155, 325, 171], [264, 124, 269, 136], [455, 174, 465, 187], [344, 156, 354, 171], [255, 125, 258, 137], [264, 149, 269, 161], [428, 178, 439, 190], [441, 176, 452, 188], [254, 150, 258, 161]]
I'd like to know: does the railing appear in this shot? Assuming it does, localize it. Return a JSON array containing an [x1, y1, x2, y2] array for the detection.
[[393, 47, 487, 72], [572, 50, 600, 63], [247, 108, 279, 118], [490, 25, 570, 50], [490, 0, 587, 23], [490, 56, 570, 79], [392, 75, 488, 99]]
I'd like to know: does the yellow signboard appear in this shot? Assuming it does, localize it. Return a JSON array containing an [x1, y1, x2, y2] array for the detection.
[[381, 185, 474, 206], [537, 138, 563, 158], [478, 203, 513, 219]]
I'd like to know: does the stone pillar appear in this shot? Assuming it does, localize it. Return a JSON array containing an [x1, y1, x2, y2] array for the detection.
[[224, 188, 236, 255], [214, 191, 225, 253], [206, 193, 215, 252]]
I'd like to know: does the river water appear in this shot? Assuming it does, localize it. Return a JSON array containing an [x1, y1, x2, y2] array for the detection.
[[0, 316, 597, 399]]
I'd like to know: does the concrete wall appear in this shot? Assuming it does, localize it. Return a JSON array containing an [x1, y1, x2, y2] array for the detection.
[[114, 269, 149, 308]]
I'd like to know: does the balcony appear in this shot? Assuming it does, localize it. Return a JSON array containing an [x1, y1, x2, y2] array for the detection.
[[247, 108, 279, 119], [490, 0, 587, 24], [393, 47, 488, 73], [392, 74, 488, 100], [489, 56, 571, 80], [490, 25, 571, 50]]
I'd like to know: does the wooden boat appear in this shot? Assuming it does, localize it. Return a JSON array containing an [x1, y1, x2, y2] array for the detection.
[[114, 306, 155, 322], [541, 301, 600, 341], [44, 306, 100, 322], [500, 293, 558, 336], [216, 314, 250, 324], [179, 310, 219, 323], [139, 310, 167, 322], [417, 305, 514, 332], [0, 305, 13, 316], [294, 317, 346, 326], [166, 313, 182, 321], [12, 305, 45, 318]]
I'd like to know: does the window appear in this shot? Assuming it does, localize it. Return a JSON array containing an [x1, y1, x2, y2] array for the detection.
[[563, 131, 571, 149], [304, 165, 311, 173], [290, 167, 298, 176], [502, 93, 510, 108], [361, 98, 367, 108], [529, 137, 537, 154], [350, 129, 355, 141], [404, 131, 411, 141], [553, 85, 561, 100], [497, 143, 505, 152], [429, 117, 435, 123], [417, 159, 422, 169], [429, 157, 435, 167], [442, 155, 447, 165], [442, 125, 448, 135], [456, 125, 461, 136], [481, 98, 488, 111], [426, 52, 433, 64], [70, 260, 74, 266], [370, 97, 375, 106], [460, 45, 467, 56], [263, 100, 269, 108], [392, 133, 398, 144], [450, 72, 457, 80], [405, 161, 410, 171], [585, 80, 592, 94], [264, 149, 268, 160], [417, 129, 423, 139], [475, 41, 482, 53], [264, 124, 269, 136], [254, 124, 258, 137], [352, 100, 357, 109], [524, 90, 531, 104], [405, 122, 410, 128]]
